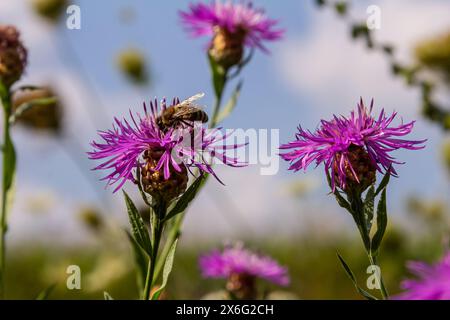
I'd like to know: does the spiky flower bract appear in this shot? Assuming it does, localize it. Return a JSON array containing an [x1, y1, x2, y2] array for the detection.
[[180, 1, 283, 51], [280, 99, 426, 191], [180, 1, 283, 69], [88, 95, 244, 195]]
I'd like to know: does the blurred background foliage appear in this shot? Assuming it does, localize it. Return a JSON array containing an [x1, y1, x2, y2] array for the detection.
[[4, 207, 449, 299]]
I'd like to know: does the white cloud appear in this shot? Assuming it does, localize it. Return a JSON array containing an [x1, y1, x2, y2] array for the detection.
[[277, 0, 450, 118]]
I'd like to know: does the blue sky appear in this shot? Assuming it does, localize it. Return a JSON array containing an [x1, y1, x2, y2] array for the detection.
[[1, 0, 449, 244]]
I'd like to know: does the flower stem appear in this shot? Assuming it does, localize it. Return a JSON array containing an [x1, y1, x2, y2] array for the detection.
[[209, 71, 228, 129], [349, 191, 389, 300], [154, 213, 181, 279], [369, 254, 389, 299], [0, 88, 14, 299], [210, 91, 223, 129], [142, 201, 166, 300]]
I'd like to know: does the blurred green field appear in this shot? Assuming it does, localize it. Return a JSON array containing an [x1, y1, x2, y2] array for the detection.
[[4, 220, 446, 300]]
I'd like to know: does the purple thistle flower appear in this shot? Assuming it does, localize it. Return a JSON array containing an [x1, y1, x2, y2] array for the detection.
[[395, 252, 450, 300], [179, 1, 284, 52], [88, 96, 244, 193], [199, 243, 290, 286], [279, 99, 426, 191]]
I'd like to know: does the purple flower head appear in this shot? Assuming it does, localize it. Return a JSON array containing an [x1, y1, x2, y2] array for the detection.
[[88, 95, 245, 193], [280, 99, 426, 191], [395, 252, 450, 300], [179, 1, 284, 52], [199, 243, 290, 286]]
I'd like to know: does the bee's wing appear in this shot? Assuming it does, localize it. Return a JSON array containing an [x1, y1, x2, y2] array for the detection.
[[172, 105, 202, 117], [178, 93, 205, 107]]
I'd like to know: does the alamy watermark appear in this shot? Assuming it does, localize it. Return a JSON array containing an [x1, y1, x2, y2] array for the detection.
[[66, 265, 81, 290], [66, 5, 81, 30], [366, 5, 381, 30], [366, 264, 381, 290]]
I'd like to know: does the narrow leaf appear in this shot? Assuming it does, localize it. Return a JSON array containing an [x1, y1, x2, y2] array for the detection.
[[0, 81, 7, 99], [135, 164, 151, 206], [208, 53, 226, 98], [9, 97, 57, 125], [363, 186, 375, 234], [215, 80, 243, 124], [36, 283, 57, 300], [375, 171, 390, 197], [371, 189, 387, 256], [151, 239, 178, 300], [163, 176, 205, 222], [3, 134, 16, 192], [125, 230, 149, 293], [13, 85, 42, 92], [326, 172, 352, 213], [104, 292, 114, 300], [336, 252, 378, 300], [123, 191, 152, 255]]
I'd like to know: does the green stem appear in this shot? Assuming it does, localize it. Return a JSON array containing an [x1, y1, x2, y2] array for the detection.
[[0, 90, 13, 299], [209, 72, 228, 129], [369, 254, 389, 300], [350, 191, 389, 300], [209, 92, 223, 129], [142, 202, 166, 300], [154, 214, 181, 279]]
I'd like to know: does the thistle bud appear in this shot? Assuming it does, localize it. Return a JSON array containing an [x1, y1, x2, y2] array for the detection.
[[209, 26, 246, 70], [141, 149, 188, 202], [12, 87, 61, 132], [116, 48, 149, 85], [78, 207, 103, 232], [0, 25, 27, 88], [334, 145, 376, 193], [32, 0, 68, 22], [226, 273, 256, 300]]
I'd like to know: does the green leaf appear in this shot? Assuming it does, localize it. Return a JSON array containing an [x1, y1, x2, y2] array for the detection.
[[0, 81, 7, 100], [1, 93, 16, 193], [135, 164, 151, 206], [13, 85, 42, 92], [125, 230, 149, 293], [375, 171, 390, 197], [371, 189, 387, 256], [215, 80, 243, 124], [363, 186, 375, 234], [226, 48, 254, 80], [123, 191, 152, 255], [326, 172, 352, 213], [103, 291, 114, 300], [3, 132, 16, 193], [163, 175, 206, 222], [151, 239, 178, 300], [0, 80, 9, 99], [9, 97, 57, 125], [36, 283, 57, 300], [336, 252, 378, 300], [208, 53, 227, 99]]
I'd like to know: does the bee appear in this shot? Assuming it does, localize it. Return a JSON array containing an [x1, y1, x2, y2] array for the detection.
[[157, 93, 209, 131]]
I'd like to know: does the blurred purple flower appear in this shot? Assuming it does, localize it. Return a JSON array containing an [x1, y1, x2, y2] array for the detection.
[[279, 99, 426, 190], [396, 252, 450, 300], [179, 1, 283, 51], [88, 96, 244, 192], [199, 243, 290, 286]]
